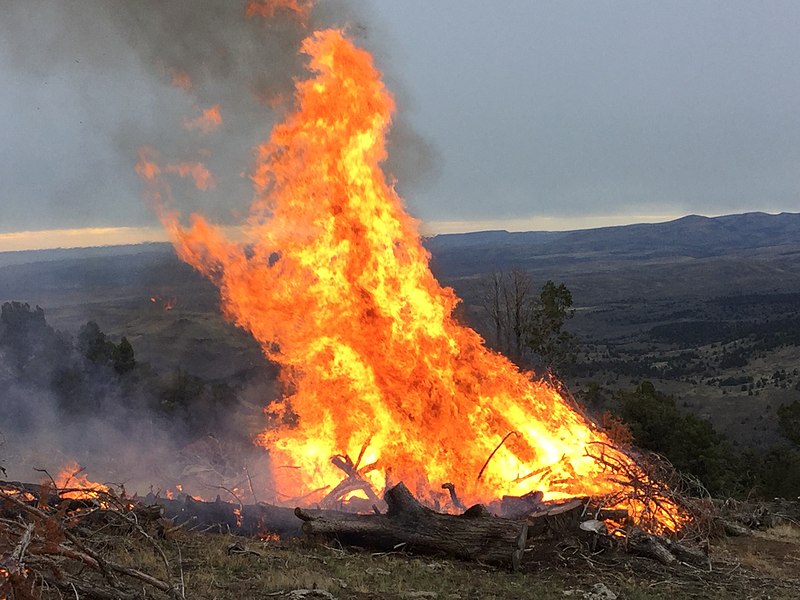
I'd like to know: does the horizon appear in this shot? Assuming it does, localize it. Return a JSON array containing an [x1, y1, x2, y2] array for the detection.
[[0, 209, 793, 253], [3, 2, 800, 241]]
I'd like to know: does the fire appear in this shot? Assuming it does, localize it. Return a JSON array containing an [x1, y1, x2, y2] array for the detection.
[[55, 462, 109, 501], [150, 295, 177, 310], [184, 105, 223, 134], [146, 25, 686, 531], [246, 0, 312, 23], [137, 147, 216, 192]]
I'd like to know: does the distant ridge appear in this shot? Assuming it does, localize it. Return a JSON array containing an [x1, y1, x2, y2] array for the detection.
[[425, 212, 800, 278], [427, 212, 800, 257], [1, 212, 798, 269], [0, 242, 172, 269]]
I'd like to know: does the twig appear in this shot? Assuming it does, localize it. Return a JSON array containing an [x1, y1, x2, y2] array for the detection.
[[33, 467, 58, 492], [477, 431, 519, 481], [1, 485, 184, 599], [244, 463, 259, 505]]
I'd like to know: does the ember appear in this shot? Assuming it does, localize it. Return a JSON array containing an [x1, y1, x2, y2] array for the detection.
[[138, 7, 687, 533], [55, 462, 109, 501], [183, 104, 222, 134]]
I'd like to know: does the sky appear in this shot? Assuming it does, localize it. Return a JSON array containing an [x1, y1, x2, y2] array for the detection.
[[1, 0, 799, 251]]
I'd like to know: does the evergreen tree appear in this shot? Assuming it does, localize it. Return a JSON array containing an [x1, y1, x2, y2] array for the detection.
[[112, 337, 136, 374]]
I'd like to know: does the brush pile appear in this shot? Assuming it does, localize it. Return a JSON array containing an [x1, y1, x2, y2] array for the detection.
[[0, 480, 184, 600]]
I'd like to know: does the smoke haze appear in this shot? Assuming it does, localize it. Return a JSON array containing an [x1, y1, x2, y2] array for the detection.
[[0, 0, 439, 234]]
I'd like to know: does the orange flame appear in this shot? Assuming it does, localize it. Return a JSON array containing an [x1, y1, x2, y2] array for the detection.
[[184, 105, 223, 134], [169, 69, 193, 91], [137, 148, 217, 192], [149, 30, 685, 531], [246, 0, 312, 23], [165, 162, 216, 191], [55, 462, 109, 500]]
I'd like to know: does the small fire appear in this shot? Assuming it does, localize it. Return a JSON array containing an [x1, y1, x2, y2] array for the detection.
[[184, 105, 223, 134], [137, 147, 216, 192], [246, 0, 312, 22], [55, 462, 109, 501], [150, 295, 177, 311], [142, 12, 687, 532]]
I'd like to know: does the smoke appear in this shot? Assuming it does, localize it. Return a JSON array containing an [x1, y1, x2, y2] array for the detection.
[[0, 0, 439, 231], [0, 0, 440, 495], [0, 301, 274, 499]]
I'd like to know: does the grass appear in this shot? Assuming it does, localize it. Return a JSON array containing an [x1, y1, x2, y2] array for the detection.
[[61, 525, 798, 600]]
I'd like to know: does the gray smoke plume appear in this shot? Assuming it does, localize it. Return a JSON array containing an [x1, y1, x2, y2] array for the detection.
[[0, 299, 275, 499], [0, 0, 439, 232]]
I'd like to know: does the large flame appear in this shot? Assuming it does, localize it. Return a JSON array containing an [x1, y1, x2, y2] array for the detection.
[[146, 28, 684, 530]]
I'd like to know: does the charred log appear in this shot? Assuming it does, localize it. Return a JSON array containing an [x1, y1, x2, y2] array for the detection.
[[298, 482, 533, 569], [626, 527, 707, 566], [525, 497, 588, 538], [500, 490, 545, 519]]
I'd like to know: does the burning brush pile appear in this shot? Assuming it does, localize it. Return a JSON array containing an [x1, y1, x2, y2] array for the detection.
[[0, 466, 181, 599], [138, 6, 689, 530], [1, 462, 711, 599], [2, 1, 727, 597]]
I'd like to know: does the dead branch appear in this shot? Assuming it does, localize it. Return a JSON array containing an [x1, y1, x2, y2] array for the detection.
[[441, 482, 466, 511], [322, 454, 382, 508], [477, 431, 520, 481], [1, 481, 184, 599]]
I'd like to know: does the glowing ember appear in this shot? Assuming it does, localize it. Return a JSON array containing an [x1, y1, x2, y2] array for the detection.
[[137, 147, 216, 192], [169, 69, 193, 91], [246, 0, 312, 22], [141, 24, 686, 532], [55, 462, 109, 500], [184, 105, 223, 134]]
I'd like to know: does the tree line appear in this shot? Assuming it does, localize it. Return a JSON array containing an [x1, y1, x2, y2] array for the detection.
[[475, 271, 800, 499]]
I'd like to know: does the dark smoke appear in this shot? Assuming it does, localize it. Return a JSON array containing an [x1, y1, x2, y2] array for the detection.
[[0, 0, 439, 493], [0, 0, 439, 228]]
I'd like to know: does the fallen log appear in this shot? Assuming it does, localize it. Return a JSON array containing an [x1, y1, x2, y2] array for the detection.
[[297, 482, 531, 568], [501, 490, 545, 518], [626, 527, 707, 566]]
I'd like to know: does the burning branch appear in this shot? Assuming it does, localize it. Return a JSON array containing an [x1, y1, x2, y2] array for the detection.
[[321, 454, 382, 510], [585, 441, 696, 536], [477, 431, 520, 481]]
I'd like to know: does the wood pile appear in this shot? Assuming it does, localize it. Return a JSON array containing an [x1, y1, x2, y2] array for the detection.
[[1, 481, 184, 599]]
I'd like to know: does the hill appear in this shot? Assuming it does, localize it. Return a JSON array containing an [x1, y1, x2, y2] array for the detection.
[[1, 211, 799, 451]]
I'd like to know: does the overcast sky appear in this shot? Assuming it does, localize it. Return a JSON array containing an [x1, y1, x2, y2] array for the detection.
[[1, 0, 799, 249]]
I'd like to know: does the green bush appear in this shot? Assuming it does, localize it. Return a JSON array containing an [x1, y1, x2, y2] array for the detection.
[[611, 381, 748, 496]]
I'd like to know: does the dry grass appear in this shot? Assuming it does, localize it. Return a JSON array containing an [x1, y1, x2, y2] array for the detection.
[[761, 522, 800, 542], [4, 495, 799, 600], [712, 524, 800, 587], [59, 528, 798, 600]]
